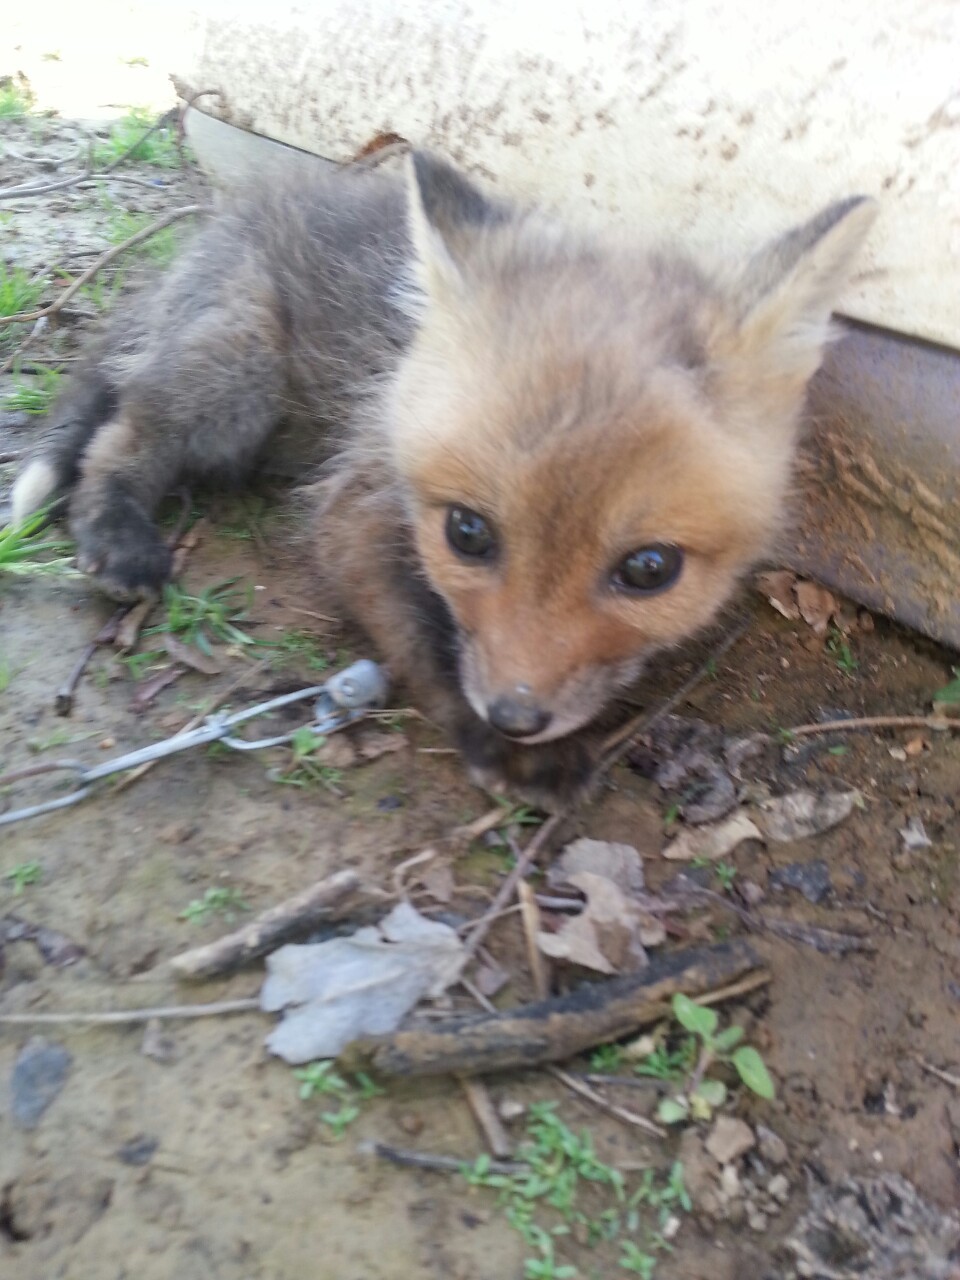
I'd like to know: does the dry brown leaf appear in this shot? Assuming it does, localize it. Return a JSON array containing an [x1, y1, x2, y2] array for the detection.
[[757, 569, 801, 620], [420, 863, 455, 904], [662, 812, 763, 861], [356, 731, 409, 761], [757, 790, 860, 842], [547, 838, 645, 894], [795, 580, 839, 635], [474, 962, 510, 997], [537, 871, 651, 974], [162, 633, 222, 675]]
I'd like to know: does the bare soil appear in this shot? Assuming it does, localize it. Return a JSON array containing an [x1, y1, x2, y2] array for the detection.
[[2, 110, 959, 1280]]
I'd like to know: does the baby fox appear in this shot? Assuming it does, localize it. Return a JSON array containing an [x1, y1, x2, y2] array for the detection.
[[12, 152, 875, 805]]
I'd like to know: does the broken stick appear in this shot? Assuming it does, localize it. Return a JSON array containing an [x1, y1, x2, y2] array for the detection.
[[170, 869, 362, 980], [345, 938, 764, 1078]]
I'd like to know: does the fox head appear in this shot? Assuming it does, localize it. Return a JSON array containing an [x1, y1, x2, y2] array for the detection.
[[386, 152, 876, 743]]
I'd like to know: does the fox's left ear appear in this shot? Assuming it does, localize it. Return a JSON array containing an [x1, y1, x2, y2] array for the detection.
[[723, 196, 878, 392], [406, 151, 508, 296]]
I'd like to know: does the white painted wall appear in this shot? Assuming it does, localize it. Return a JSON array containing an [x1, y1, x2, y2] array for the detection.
[[174, 0, 960, 347]]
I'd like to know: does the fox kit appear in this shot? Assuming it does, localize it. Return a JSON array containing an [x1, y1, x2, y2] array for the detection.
[[12, 152, 875, 805]]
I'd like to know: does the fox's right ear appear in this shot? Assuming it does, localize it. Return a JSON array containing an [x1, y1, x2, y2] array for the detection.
[[720, 196, 878, 395], [406, 151, 507, 297]]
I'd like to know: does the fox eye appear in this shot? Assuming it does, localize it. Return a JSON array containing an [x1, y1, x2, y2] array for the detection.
[[612, 544, 684, 594], [446, 505, 497, 560]]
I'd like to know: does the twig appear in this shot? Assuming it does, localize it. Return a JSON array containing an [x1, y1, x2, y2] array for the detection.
[[462, 814, 563, 960], [916, 1056, 960, 1090], [581, 1074, 664, 1091], [0, 315, 49, 376], [786, 714, 958, 738], [459, 1077, 513, 1158], [3, 205, 207, 326], [0, 997, 259, 1025], [54, 607, 127, 716], [518, 879, 550, 1000], [548, 1064, 666, 1139], [169, 869, 362, 980], [368, 1142, 527, 1177]]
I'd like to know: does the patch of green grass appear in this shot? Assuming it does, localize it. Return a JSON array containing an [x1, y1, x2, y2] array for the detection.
[[145, 579, 258, 656], [179, 886, 250, 924], [115, 649, 166, 680], [106, 209, 179, 265], [0, 263, 45, 322], [0, 659, 12, 692], [294, 1059, 383, 1139], [463, 1102, 689, 1278], [76, 266, 127, 313], [93, 108, 180, 169], [0, 82, 33, 121], [0, 510, 79, 581], [826, 626, 858, 675], [267, 629, 330, 673], [5, 861, 43, 894], [3, 365, 62, 415], [27, 727, 99, 753]]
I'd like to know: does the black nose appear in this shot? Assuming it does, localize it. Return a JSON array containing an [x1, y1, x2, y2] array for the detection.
[[487, 691, 552, 739]]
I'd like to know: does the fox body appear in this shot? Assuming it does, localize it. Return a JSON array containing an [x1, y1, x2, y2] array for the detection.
[[12, 152, 875, 804]]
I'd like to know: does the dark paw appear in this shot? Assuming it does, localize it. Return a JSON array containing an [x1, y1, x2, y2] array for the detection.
[[72, 497, 172, 601], [456, 719, 596, 812]]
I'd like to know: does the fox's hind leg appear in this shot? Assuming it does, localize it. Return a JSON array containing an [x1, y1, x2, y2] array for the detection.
[[16, 271, 287, 600]]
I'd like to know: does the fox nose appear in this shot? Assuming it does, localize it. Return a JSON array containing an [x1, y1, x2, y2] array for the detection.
[[486, 687, 552, 739]]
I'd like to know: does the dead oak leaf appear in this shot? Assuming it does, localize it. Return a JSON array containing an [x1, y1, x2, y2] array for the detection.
[[537, 871, 661, 975], [547, 838, 645, 894]]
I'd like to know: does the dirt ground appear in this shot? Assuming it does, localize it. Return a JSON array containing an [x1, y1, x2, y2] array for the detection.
[[2, 103, 960, 1280]]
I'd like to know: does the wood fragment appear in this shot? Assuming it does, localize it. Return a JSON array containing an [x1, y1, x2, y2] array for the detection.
[[518, 880, 551, 1000], [115, 598, 158, 652], [169, 869, 362, 980], [345, 939, 764, 1077], [54, 607, 127, 716], [459, 1077, 513, 1158], [368, 1142, 527, 1177]]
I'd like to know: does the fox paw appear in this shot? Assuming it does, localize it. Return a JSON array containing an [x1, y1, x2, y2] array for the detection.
[[72, 500, 172, 601], [457, 721, 597, 812]]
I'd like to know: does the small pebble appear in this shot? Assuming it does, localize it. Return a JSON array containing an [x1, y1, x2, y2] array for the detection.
[[497, 1098, 526, 1123], [768, 1173, 791, 1204], [706, 1116, 756, 1165], [11, 1037, 72, 1129], [756, 1124, 789, 1167], [747, 1207, 768, 1233], [720, 1164, 741, 1200]]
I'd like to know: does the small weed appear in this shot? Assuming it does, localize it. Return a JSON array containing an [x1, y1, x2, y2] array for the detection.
[[0, 263, 45, 322], [272, 726, 343, 793], [933, 668, 960, 710], [713, 861, 737, 892], [0, 510, 79, 580], [77, 268, 127, 313], [662, 802, 681, 830], [618, 1243, 657, 1277], [656, 994, 775, 1126], [3, 365, 62, 415], [826, 626, 858, 674], [0, 82, 33, 121], [589, 1043, 624, 1073], [827, 744, 849, 756], [633, 1039, 696, 1083], [145, 580, 258, 655], [294, 1060, 383, 1138], [5, 861, 42, 894], [179, 886, 250, 924], [0, 659, 12, 692], [93, 108, 180, 169]]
